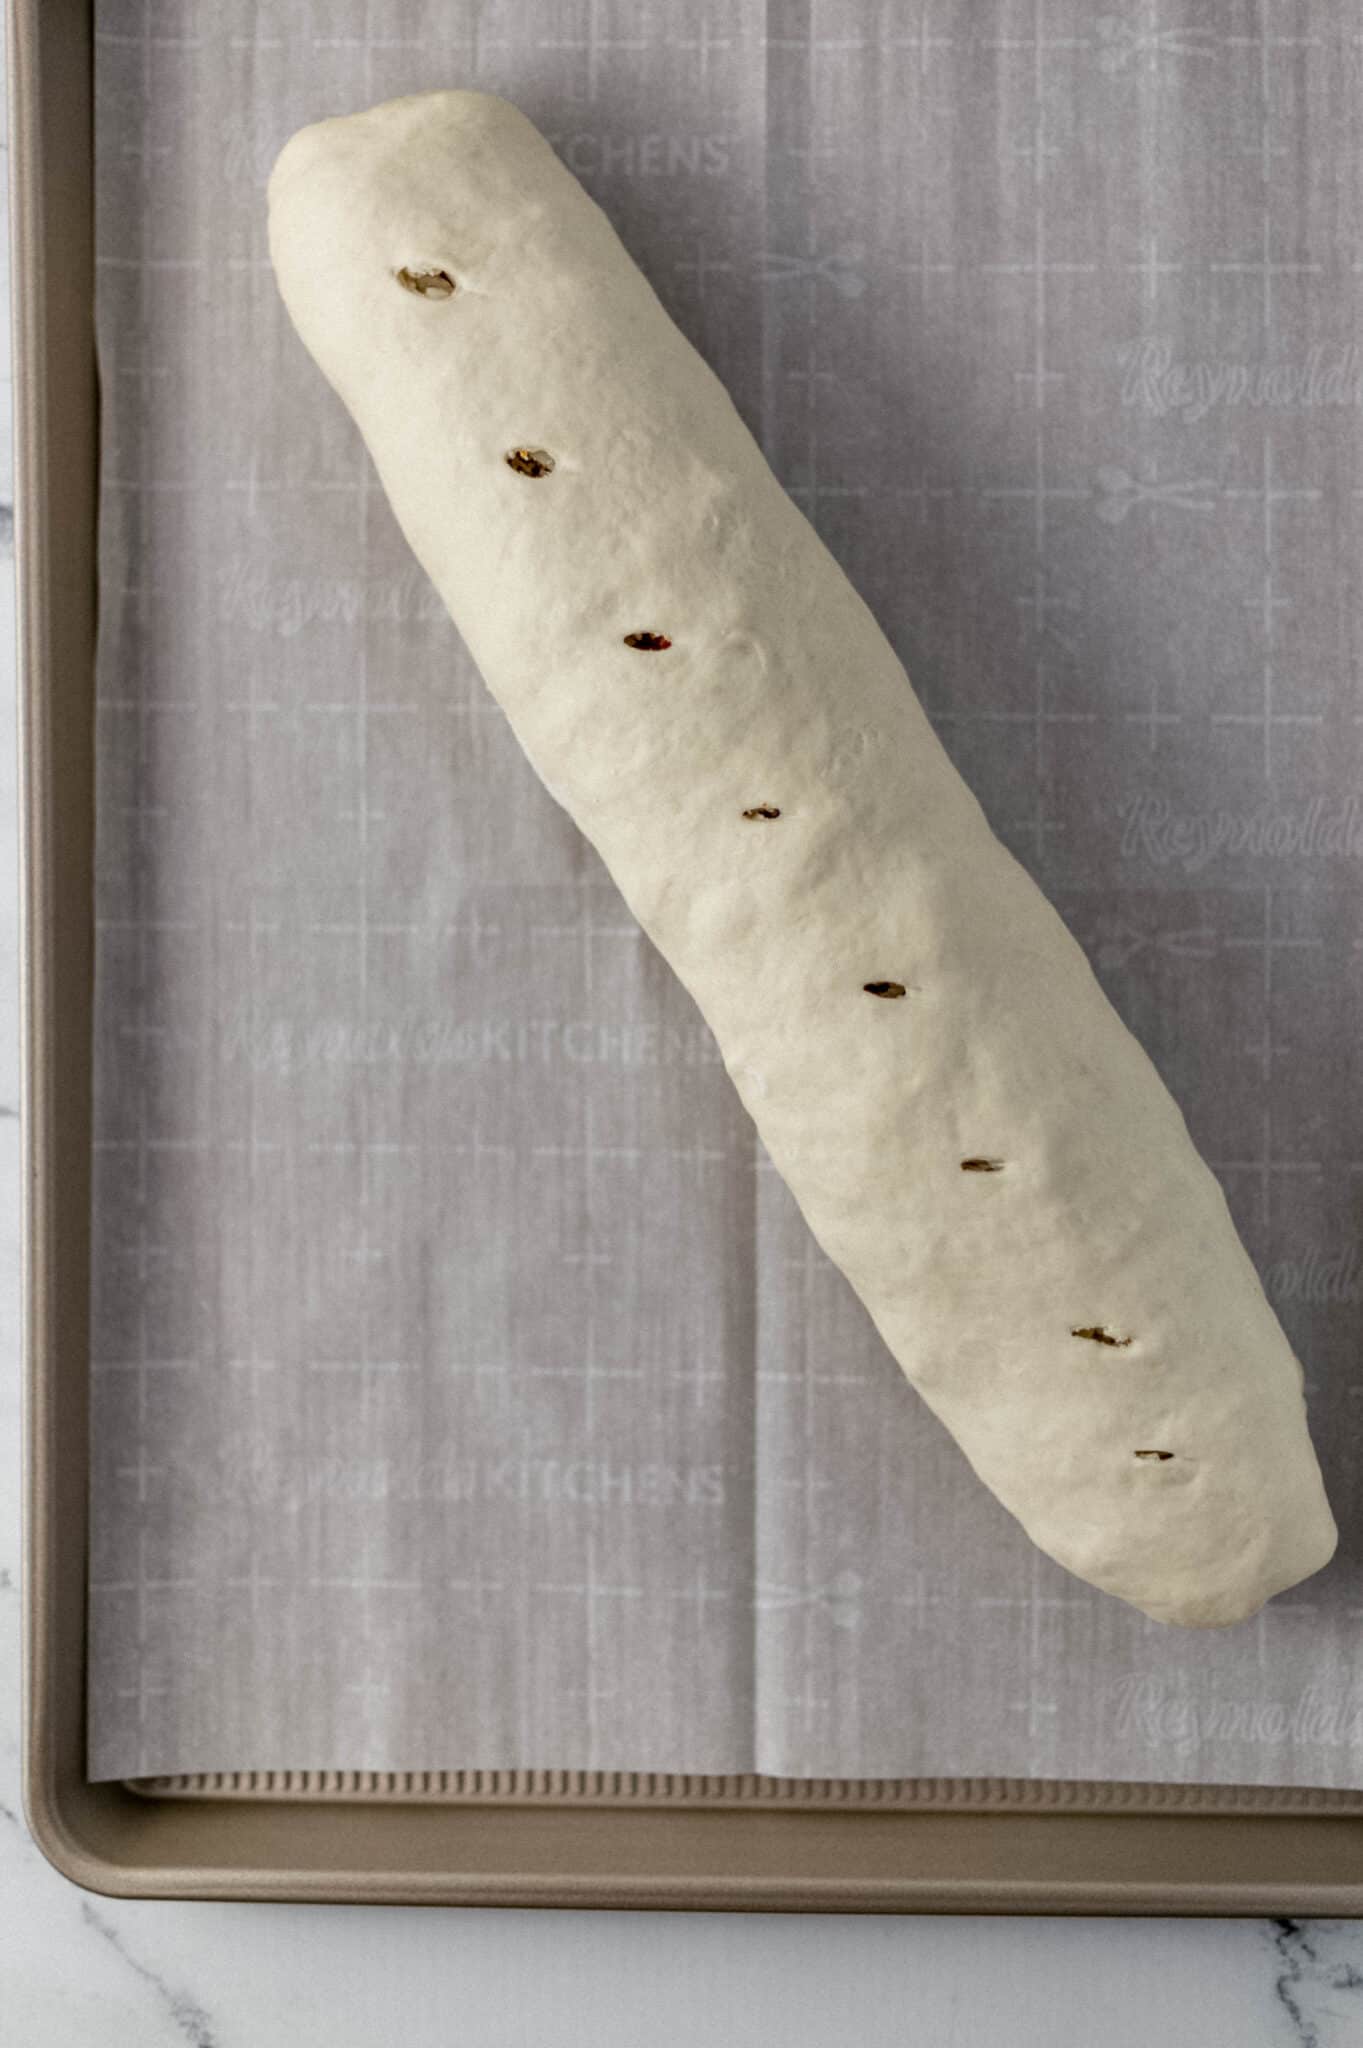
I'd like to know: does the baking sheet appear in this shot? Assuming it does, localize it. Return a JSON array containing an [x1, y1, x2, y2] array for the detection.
[[86, 0, 1363, 1787]]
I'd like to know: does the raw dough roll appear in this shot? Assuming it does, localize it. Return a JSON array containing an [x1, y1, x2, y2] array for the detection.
[[267, 89, 1336, 1626]]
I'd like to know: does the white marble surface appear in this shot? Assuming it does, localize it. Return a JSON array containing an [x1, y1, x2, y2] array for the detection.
[[2, 43, 1363, 2048]]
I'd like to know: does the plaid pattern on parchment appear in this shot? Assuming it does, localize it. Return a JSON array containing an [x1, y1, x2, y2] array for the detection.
[[88, 0, 1363, 1785]]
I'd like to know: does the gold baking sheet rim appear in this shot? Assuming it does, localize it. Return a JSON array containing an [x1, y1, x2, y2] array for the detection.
[[124, 1769, 1363, 1814], [18, 0, 1363, 1911]]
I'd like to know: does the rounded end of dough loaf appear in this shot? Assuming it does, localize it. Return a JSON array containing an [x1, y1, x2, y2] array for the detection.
[[267, 89, 539, 212], [1054, 1448, 1338, 1628], [1142, 1493, 1338, 1629]]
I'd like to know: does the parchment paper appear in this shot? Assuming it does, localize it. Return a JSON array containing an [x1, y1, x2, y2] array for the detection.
[[87, 0, 1363, 1786]]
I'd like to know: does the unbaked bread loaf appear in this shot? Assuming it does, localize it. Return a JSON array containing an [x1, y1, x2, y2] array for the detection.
[[267, 89, 1337, 1626]]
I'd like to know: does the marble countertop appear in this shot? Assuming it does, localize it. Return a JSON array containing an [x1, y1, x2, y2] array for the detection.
[[3, 39, 1363, 2048]]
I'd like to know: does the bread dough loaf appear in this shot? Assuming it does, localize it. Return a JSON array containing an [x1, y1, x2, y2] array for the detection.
[[267, 90, 1337, 1626]]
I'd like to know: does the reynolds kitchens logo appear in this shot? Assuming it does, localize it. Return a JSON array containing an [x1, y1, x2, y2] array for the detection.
[[219, 559, 448, 637], [547, 131, 732, 179], [1121, 793, 1363, 872], [1119, 337, 1363, 424], [1266, 1245, 1363, 1309], [210, 1449, 729, 1509], [1107, 1675, 1363, 1754], [222, 1005, 725, 1074]]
